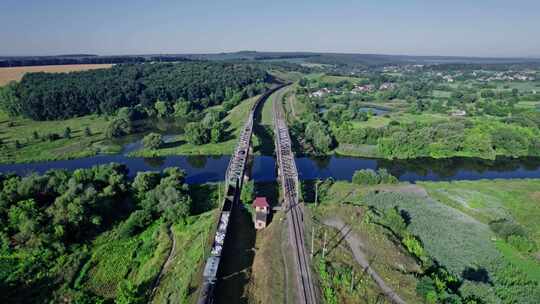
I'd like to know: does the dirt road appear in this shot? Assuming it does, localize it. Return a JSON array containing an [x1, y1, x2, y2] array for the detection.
[[323, 218, 406, 304]]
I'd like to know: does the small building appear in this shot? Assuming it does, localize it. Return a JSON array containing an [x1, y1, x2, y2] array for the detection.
[[253, 197, 270, 230]]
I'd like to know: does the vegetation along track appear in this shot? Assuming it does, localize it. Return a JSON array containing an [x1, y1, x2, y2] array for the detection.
[[272, 85, 318, 304]]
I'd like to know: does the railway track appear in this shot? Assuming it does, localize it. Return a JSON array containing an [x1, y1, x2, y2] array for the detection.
[[197, 84, 286, 304], [272, 86, 318, 304]]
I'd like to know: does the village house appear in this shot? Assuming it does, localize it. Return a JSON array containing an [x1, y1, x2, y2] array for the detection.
[[379, 82, 396, 90], [252, 197, 270, 230], [351, 84, 374, 94], [309, 88, 331, 98]]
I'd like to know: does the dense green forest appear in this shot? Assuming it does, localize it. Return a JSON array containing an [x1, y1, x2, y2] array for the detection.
[[0, 164, 217, 303], [1, 61, 269, 120]]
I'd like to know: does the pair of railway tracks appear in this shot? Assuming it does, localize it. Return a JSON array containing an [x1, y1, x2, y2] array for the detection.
[[273, 86, 317, 304], [197, 85, 287, 304]]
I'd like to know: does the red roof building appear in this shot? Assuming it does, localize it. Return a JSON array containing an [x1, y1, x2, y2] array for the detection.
[[253, 197, 270, 230]]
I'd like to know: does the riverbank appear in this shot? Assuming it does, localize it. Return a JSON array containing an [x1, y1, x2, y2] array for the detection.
[[128, 95, 260, 158]]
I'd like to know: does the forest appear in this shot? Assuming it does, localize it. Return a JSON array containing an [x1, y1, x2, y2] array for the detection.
[[0, 61, 269, 120], [0, 164, 216, 303], [0, 55, 190, 68]]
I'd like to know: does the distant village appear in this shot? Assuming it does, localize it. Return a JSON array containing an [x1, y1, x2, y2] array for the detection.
[[309, 82, 397, 98]]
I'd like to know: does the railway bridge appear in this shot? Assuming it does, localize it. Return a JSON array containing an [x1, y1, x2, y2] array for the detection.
[[273, 87, 318, 304], [197, 85, 285, 304], [197, 84, 317, 304]]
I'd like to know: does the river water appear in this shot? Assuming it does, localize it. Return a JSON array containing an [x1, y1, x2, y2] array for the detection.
[[1, 154, 539, 184]]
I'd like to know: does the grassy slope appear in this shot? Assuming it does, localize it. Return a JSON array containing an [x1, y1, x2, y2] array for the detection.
[[0, 111, 117, 164], [130, 96, 259, 157], [248, 211, 295, 304], [151, 211, 216, 303], [418, 179, 540, 281], [77, 219, 171, 299], [76, 211, 216, 302], [309, 184, 423, 303]]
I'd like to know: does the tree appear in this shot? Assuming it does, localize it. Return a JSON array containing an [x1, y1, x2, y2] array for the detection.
[[185, 122, 209, 145], [154, 100, 173, 118], [352, 169, 380, 185], [115, 280, 143, 304], [32, 131, 40, 140], [210, 123, 225, 143], [84, 126, 92, 137], [105, 118, 132, 138], [0, 82, 21, 116], [240, 180, 255, 204], [142, 133, 163, 149], [63, 127, 72, 139], [305, 121, 333, 153]]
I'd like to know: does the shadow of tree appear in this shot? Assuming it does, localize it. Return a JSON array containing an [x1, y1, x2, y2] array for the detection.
[[161, 139, 186, 149], [462, 267, 492, 284]]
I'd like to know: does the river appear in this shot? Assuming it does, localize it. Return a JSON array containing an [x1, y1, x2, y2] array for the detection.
[[1, 154, 539, 184]]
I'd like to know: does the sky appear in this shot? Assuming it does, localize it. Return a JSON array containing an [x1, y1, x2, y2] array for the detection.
[[1, 0, 539, 57]]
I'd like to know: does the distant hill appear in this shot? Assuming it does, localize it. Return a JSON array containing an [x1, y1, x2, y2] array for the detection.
[[2, 51, 539, 68]]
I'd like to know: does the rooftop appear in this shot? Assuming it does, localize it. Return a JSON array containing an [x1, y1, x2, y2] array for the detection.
[[253, 197, 269, 208]]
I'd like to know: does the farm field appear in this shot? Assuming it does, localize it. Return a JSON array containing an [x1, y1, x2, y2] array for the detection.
[[309, 179, 540, 303], [0, 64, 113, 85]]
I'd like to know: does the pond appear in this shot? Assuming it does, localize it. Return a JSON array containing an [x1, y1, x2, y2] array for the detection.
[[358, 107, 390, 116], [1, 154, 540, 184]]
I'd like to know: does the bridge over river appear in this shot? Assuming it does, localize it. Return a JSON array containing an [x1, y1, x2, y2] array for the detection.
[[196, 84, 317, 304]]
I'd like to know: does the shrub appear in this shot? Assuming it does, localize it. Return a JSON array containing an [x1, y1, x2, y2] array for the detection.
[[106, 118, 132, 139], [352, 169, 380, 185], [142, 133, 163, 149], [488, 218, 526, 240]]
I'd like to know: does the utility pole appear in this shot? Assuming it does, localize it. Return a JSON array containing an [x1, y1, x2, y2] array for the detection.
[[322, 230, 327, 259], [314, 179, 319, 206], [311, 226, 315, 257], [350, 270, 355, 293]]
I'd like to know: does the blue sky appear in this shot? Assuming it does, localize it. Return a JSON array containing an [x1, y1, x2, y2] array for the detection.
[[1, 0, 539, 57]]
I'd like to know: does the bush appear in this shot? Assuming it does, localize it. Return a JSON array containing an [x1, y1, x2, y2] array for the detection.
[[352, 169, 380, 185], [106, 118, 132, 138], [488, 218, 526, 240], [184, 122, 209, 145], [118, 210, 153, 238], [351, 169, 397, 185], [142, 133, 163, 149]]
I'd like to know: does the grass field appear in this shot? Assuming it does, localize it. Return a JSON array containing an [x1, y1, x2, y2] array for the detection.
[[419, 179, 540, 244], [130, 96, 259, 157], [309, 187, 423, 303], [0, 64, 113, 85], [0, 111, 119, 164], [418, 179, 540, 282], [77, 219, 170, 299], [248, 211, 296, 304], [311, 180, 540, 302], [151, 211, 216, 303]]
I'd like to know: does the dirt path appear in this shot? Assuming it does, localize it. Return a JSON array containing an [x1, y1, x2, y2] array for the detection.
[[323, 218, 407, 304], [149, 226, 176, 302]]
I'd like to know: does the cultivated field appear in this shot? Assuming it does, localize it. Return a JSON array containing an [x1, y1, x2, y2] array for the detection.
[[0, 64, 113, 85]]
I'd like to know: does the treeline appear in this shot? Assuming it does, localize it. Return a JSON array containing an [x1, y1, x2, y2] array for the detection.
[[0, 164, 201, 303], [334, 116, 540, 159], [0, 55, 190, 67], [2, 61, 269, 120]]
